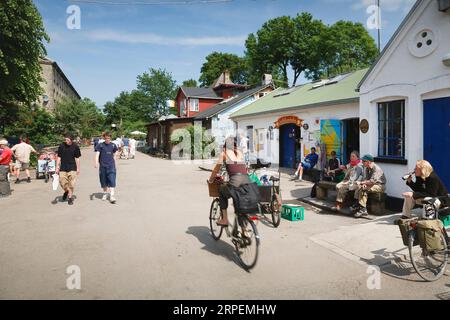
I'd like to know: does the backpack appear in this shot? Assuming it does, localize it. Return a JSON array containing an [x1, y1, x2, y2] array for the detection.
[[230, 183, 261, 214], [417, 220, 445, 251]]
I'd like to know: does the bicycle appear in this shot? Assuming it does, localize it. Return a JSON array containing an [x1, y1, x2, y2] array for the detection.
[[249, 159, 282, 228], [208, 180, 260, 270], [405, 195, 450, 281]]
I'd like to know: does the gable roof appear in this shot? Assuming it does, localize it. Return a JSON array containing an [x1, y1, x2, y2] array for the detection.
[[231, 68, 368, 119], [180, 86, 222, 100], [357, 0, 422, 91], [194, 83, 273, 120]]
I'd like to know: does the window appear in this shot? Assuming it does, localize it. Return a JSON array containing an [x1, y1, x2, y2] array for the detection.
[[190, 98, 199, 112], [247, 126, 254, 152], [378, 100, 405, 158], [180, 100, 185, 116]]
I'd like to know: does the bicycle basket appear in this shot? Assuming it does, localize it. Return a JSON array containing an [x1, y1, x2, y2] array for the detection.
[[208, 182, 221, 198]]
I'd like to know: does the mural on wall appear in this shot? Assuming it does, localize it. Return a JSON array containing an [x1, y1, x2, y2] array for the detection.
[[320, 119, 342, 160]]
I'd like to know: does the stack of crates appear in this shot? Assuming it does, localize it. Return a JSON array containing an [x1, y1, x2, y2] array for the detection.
[[281, 204, 304, 221]]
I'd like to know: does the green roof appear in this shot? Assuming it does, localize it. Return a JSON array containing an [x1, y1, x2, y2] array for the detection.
[[230, 68, 368, 118]]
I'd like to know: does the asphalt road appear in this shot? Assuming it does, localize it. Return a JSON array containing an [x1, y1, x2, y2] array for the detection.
[[0, 148, 448, 299]]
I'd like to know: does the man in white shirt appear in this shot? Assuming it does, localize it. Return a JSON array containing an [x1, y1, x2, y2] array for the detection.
[[11, 137, 38, 184]]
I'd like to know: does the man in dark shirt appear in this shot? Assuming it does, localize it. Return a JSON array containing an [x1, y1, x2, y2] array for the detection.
[[95, 132, 118, 204], [402, 160, 449, 218], [56, 133, 81, 205]]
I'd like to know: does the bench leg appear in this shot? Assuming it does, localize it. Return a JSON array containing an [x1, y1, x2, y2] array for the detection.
[[316, 187, 327, 200]]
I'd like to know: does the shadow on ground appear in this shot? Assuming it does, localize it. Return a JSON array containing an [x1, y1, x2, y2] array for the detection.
[[186, 226, 245, 270], [51, 195, 78, 205]]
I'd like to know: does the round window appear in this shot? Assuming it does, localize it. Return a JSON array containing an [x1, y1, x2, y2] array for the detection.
[[408, 28, 439, 58]]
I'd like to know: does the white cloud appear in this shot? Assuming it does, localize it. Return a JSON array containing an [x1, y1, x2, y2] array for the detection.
[[351, 0, 416, 13], [87, 29, 246, 46]]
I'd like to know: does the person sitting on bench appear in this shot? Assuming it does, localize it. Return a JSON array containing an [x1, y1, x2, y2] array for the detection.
[[352, 154, 386, 218], [402, 160, 448, 219], [292, 147, 319, 181], [323, 151, 342, 182], [332, 151, 364, 211]]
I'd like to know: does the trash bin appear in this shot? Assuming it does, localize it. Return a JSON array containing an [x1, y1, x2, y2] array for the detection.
[[0, 165, 11, 197]]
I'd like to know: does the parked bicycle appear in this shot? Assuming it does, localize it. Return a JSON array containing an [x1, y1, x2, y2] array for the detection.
[[249, 159, 282, 228], [208, 178, 260, 270], [401, 195, 450, 281]]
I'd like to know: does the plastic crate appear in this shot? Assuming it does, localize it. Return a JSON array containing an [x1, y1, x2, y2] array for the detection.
[[281, 204, 304, 221], [439, 215, 450, 228]]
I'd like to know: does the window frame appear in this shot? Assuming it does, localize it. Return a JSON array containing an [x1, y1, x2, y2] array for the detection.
[[190, 98, 199, 112], [377, 99, 406, 159]]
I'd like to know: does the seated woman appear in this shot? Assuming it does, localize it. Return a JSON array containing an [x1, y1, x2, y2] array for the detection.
[[208, 136, 251, 226], [292, 147, 319, 181], [402, 160, 449, 219], [332, 151, 364, 211]]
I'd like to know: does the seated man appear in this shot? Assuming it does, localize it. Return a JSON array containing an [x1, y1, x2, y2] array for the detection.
[[323, 150, 343, 182], [292, 147, 319, 181], [402, 160, 448, 219], [352, 154, 386, 218], [332, 151, 364, 211]]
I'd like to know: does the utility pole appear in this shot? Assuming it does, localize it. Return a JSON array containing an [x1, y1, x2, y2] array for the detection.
[[377, 0, 381, 53]]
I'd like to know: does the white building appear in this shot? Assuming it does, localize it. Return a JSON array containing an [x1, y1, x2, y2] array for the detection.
[[358, 0, 450, 205], [230, 69, 367, 170]]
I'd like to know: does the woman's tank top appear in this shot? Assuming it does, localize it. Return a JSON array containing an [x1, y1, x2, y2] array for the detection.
[[226, 162, 247, 176]]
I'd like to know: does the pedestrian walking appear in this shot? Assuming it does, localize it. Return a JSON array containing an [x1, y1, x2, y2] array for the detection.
[[95, 132, 118, 204], [129, 137, 136, 159], [11, 136, 38, 184], [0, 139, 13, 196], [56, 133, 81, 205]]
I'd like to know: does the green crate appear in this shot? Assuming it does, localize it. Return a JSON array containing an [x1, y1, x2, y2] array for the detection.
[[281, 204, 304, 221], [439, 215, 450, 227]]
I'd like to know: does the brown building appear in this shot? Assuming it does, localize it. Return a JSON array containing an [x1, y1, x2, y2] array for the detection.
[[38, 58, 81, 111]]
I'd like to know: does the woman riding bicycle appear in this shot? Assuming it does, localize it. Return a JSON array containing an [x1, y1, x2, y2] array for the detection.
[[208, 136, 250, 227]]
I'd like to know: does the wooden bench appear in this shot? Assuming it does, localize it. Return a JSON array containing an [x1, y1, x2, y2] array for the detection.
[[316, 180, 387, 215]]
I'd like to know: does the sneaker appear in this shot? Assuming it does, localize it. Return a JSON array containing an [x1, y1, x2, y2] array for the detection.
[[62, 191, 69, 201], [15, 179, 20, 184], [68, 198, 74, 205], [110, 196, 116, 204], [350, 203, 361, 212], [102, 193, 108, 201], [27, 177, 31, 183], [354, 207, 368, 218]]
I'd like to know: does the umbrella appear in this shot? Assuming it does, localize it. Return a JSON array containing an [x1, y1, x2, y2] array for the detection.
[[130, 131, 146, 135]]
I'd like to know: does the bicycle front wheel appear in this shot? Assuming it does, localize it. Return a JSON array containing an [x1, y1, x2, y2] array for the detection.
[[408, 229, 448, 282], [209, 198, 223, 241], [271, 193, 281, 228], [235, 215, 260, 270]]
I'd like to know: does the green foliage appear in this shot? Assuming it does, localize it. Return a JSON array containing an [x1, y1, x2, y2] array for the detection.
[[0, 0, 49, 107], [182, 79, 198, 87], [199, 52, 248, 87], [54, 97, 105, 139]]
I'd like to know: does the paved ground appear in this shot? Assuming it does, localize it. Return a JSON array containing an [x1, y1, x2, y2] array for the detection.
[[0, 148, 449, 300]]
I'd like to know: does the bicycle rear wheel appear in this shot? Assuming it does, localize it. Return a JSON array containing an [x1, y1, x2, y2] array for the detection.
[[235, 215, 260, 270], [209, 198, 223, 240], [271, 193, 281, 228], [408, 229, 448, 281]]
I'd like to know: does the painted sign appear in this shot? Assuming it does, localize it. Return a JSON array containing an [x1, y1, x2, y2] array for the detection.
[[360, 119, 369, 133], [320, 119, 342, 160], [274, 115, 302, 128]]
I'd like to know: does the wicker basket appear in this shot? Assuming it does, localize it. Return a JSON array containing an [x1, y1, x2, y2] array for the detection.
[[208, 182, 221, 198]]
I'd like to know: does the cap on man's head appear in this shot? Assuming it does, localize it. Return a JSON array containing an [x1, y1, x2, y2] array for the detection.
[[0, 139, 8, 146], [362, 154, 374, 162]]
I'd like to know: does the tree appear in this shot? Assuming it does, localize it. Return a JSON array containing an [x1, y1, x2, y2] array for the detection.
[[245, 16, 295, 87], [199, 52, 248, 87], [307, 21, 378, 79], [182, 79, 198, 87], [54, 98, 104, 139], [136, 68, 177, 119], [0, 0, 49, 108]]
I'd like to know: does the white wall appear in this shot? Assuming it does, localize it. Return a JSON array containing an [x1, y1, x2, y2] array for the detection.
[[359, 0, 450, 198], [234, 102, 359, 167]]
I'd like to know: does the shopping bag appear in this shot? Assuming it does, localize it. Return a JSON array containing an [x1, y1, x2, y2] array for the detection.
[[52, 174, 59, 191]]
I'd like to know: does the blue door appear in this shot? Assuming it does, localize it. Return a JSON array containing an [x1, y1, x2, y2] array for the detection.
[[280, 124, 297, 168], [424, 97, 450, 189]]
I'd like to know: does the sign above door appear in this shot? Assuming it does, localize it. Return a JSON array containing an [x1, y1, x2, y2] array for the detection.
[[274, 116, 303, 128]]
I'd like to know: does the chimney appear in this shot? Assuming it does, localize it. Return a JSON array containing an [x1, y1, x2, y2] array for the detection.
[[224, 70, 231, 84], [262, 74, 273, 85]]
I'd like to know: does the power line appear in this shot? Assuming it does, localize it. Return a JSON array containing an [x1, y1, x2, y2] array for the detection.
[[69, 0, 233, 5]]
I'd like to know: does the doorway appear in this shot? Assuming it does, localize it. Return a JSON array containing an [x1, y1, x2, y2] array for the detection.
[[342, 118, 360, 164], [279, 124, 300, 168]]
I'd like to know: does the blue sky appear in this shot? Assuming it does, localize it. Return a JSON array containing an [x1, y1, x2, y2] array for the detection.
[[33, 0, 416, 107]]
